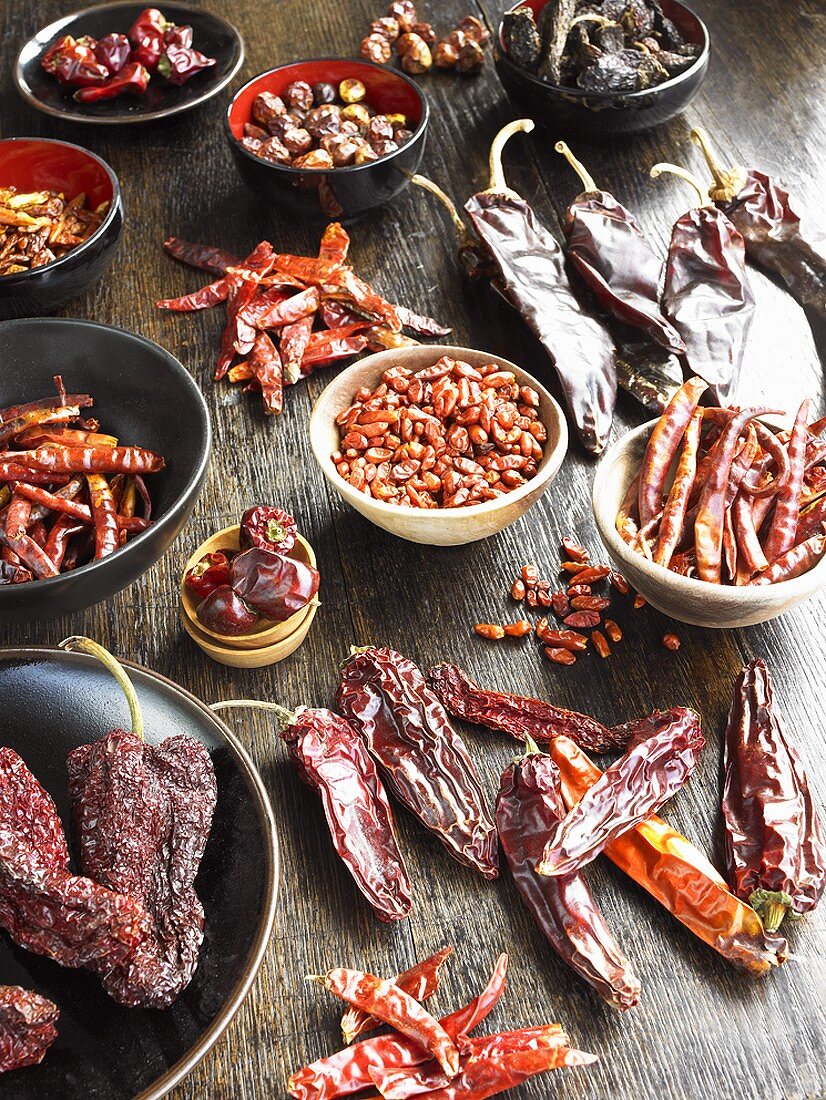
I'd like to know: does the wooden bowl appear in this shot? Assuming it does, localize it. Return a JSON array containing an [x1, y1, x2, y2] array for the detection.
[[180, 525, 317, 650], [181, 596, 318, 668], [592, 420, 826, 628], [309, 345, 568, 546]]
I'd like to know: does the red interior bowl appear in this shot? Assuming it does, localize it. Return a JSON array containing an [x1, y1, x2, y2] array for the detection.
[[0, 138, 115, 208], [228, 58, 424, 145]]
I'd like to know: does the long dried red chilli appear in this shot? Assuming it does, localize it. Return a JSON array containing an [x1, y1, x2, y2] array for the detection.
[[341, 948, 453, 1045]]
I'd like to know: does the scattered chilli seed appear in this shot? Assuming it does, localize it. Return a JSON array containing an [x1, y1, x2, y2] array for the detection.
[[591, 630, 610, 658], [475, 623, 505, 640], [545, 646, 577, 665], [604, 619, 623, 643], [663, 633, 681, 650]]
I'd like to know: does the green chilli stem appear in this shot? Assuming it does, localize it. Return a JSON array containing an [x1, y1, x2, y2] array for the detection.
[[749, 888, 795, 934], [59, 635, 143, 741]]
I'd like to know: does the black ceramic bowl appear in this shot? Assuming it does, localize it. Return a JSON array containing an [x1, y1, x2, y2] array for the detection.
[[0, 318, 211, 621], [494, 0, 710, 137], [0, 138, 123, 321], [0, 646, 278, 1100], [226, 58, 429, 222]]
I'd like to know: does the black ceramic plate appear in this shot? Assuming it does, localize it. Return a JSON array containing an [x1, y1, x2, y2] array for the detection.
[[0, 648, 278, 1099], [14, 2, 244, 125]]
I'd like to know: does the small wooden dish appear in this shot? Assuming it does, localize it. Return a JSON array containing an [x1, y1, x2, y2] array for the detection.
[[181, 595, 318, 668], [180, 524, 318, 657]]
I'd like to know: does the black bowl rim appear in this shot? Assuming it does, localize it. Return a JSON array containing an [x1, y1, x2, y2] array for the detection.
[[495, 0, 710, 102], [0, 644, 279, 1100], [0, 137, 122, 287], [225, 56, 430, 178], [13, 0, 245, 126], [0, 316, 212, 599]]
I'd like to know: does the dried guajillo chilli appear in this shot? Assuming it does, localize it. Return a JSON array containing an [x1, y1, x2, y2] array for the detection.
[[0, 444, 165, 475], [651, 162, 755, 404], [426, 663, 623, 753], [747, 529, 826, 585], [287, 954, 509, 1100], [337, 648, 499, 880], [723, 660, 826, 932], [555, 141, 685, 355], [652, 409, 703, 567], [762, 399, 810, 561], [537, 709, 704, 877], [61, 637, 217, 1008], [638, 376, 707, 526], [0, 986, 59, 1072], [694, 407, 781, 583], [341, 947, 453, 1045], [691, 127, 826, 321], [212, 699, 412, 924], [497, 737, 641, 1011], [463, 120, 617, 455], [309, 969, 461, 1079], [0, 745, 151, 975], [548, 735, 787, 974], [369, 1027, 597, 1100]]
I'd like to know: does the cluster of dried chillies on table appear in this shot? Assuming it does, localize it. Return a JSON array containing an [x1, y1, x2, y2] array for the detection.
[[332, 355, 547, 507], [360, 3, 489, 75], [619, 377, 826, 585], [0, 379, 162, 582], [158, 223, 450, 417], [0, 188, 107, 276], [185, 504, 319, 636], [41, 7, 216, 104], [0, 638, 217, 1072]]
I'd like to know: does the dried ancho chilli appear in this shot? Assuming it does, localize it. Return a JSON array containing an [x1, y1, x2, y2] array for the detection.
[[0, 986, 59, 1072]]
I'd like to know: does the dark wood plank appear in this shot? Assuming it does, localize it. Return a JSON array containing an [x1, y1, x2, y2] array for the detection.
[[0, 0, 825, 1098]]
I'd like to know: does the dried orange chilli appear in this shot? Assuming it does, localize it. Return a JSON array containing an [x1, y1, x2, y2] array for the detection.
[[474, 623, 505, 640]]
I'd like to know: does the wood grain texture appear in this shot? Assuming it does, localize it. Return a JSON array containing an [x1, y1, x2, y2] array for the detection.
[[1, 1, 825, 1098]]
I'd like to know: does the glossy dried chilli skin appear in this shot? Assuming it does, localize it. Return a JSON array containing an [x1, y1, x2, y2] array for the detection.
[[538, 708, 705, 876], [337, 648, 499, 879], [341, 946, 453, 1044], [723, 660, 826, 932], [426, 663, 622, 752], [497, 742, 641, 1010], [548, 736, 787, 974], [638, 377, 708, 527], [0, 985, 59, 1072]]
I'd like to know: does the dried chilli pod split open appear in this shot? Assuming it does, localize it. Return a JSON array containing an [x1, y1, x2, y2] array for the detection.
[[61, 636, 217, 1009], [548, 736, 787, 974], [287, 954, 509, 1100], [0, 985, 59, 1072], [463, 120, 617, 455], [337, 647, 499, 879], [308, 968, 461, 1079], [341, 946, 453, 1044], [426, 663, 625, 754], [723, 659, 826, 932], [537, 708, 705, 877], [212, 699, 412, 924], [497, 737, 641, 1011], [555, 141, 685, 355], [691, 127, 826, 323]]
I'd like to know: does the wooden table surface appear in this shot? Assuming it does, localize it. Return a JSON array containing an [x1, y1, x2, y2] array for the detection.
[[2, 1, 825, 1098]]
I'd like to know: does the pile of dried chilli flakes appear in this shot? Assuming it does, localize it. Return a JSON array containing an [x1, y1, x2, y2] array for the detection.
[[619, 377, 826, 585], [0, 188, 107, 276], [157, 223, 451, 417]]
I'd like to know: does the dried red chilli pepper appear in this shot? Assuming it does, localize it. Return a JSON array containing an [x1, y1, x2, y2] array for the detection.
[[555, 141, 685, 355], [230, 547, 319, 621], [287, 955, 508, 1100], [254, 286, 320, 330], [43, 515, 86, 568], [0, 496, 58, 579], [73, 61, 150, 103], [341, 947, 453, 1044], [215, 700, 412, 923], [0, 985, 59, 1072], [163, 236, 241, 276], [281, 316, 315, 384], [0, 404, 83, 446], [0, 444, 164, 475], [61, 637, 217, 1008], [299, 333, 369, 374], [653, 408, 702, 567], [692, 127, 826, 322], [763, 399, 810, 561], [463, 121, 616, 455], [497, 737, 640, 1010], [93, 32, 131, 74], [427, 663, 621, 753], [638, 377, 708, 527], [309, 968, 461, 1078], [723, 660, 826, 932], [240, 506, 297, 554], [156, 43, 216, 85], [319, 221, 351, 265], [86, 472, 118, 558], [248, 332, 284, 415], [548, 735, 787, 974], [537, 709, 705, 877], [127, 6, 170, 70], [651, 163, 755, 403], [42, 36, 109, 86], [337, 648, 498, 879]]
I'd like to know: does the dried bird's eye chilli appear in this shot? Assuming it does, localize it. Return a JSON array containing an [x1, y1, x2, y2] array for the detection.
[[340, 947, 453, 1044]]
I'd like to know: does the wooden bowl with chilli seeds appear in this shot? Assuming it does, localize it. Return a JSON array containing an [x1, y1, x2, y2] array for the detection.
[[309, 345, 568, 546], [592, 420, 826, 628]]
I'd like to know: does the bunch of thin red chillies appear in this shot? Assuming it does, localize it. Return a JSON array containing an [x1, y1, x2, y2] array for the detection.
[[0, 378, 161, 581], [618, 376, 826, 585], [156, 223, 451, 417]]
